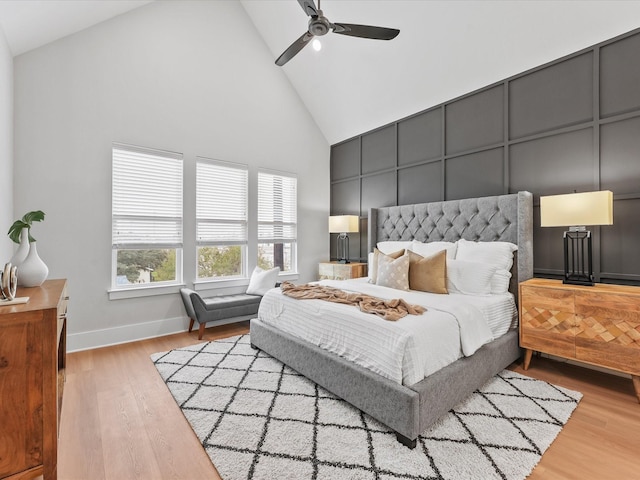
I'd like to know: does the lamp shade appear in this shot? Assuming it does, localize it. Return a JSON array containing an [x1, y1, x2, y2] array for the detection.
[[329, 215, 359, 233], [540, 190, 613, 227]]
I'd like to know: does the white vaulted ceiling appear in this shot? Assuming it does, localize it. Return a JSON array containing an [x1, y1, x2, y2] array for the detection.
[[241, 0, 640, 144], [2, 0, 640, 144]]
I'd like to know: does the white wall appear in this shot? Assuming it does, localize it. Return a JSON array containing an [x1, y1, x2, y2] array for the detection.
[[13, 1, 330, 350], [0, 25, 12, 262]]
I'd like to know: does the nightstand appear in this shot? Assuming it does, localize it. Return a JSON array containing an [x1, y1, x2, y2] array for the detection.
[[318, 261, 367, 280], [519, 278, 640, 402]]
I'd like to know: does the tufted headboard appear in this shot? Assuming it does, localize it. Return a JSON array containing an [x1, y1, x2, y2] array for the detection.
[[368, 191, 533, 301]]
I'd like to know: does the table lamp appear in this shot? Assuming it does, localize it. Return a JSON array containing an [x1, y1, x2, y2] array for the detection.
[[328, 215, 359, 264], [540, 190, 613, 286]]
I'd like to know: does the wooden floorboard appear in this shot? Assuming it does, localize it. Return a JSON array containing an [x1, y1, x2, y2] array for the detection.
[[56, 322, 640, 479]]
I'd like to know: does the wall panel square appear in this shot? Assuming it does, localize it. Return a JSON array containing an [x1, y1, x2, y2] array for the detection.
[[362, 125, 395, 174], [398, 162, 442, 205], [331, 179, 359, 216], [398, 108, 442, 166], [445, 148, 503, 200], [601, 198, 640, 277], [601, 116, 640, 195], [361, 172, 396, 216], [445, 86, 503, 155], [509, 128, 593, 198], [331, 138, 360, 181], [509, 53, 593, 139], [600, 32, 640, 117], [533, 206, 565, 274]]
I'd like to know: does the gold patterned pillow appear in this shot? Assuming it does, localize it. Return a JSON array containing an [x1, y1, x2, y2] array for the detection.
[[376, 253, 410, 290], [408, 250, 448, 294]]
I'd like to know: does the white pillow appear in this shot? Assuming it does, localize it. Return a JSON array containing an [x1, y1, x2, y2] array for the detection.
[[246, 266, 280, 295], [447, 259, 496, 296], [491, 269, 512, 294], [409, 240, 457, 260], [377, 241, 413, 255], [455, 239, 517, 294], [368, 251, 375, 281], [455, 239, 517, 271]]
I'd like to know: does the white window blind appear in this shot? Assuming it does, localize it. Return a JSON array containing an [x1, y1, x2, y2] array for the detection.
[[258, 171, 297, 243], [112, 144, 183, 249], [196, 158, 248, 245]]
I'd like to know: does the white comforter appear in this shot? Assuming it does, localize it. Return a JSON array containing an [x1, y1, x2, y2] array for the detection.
[[258, 278, 516, 385]]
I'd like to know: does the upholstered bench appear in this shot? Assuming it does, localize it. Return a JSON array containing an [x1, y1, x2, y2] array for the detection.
[[180, 288, 262, 340]]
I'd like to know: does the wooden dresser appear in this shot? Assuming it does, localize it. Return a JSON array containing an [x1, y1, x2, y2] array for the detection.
[[318, 261, 367, 281], [519, 278, 640, 402], [0, 279, 68, 480]]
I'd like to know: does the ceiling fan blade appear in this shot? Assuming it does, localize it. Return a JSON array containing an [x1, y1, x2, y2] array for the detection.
[[275, 32, 314, 66], [297, 0, 318, 17], [333, 23, 400, 40]]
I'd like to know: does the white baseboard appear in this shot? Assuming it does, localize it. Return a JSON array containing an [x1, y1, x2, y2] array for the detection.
[[67, 315, 252, 352]]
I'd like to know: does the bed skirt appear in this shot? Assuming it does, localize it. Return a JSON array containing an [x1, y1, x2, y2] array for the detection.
[[250, 318, 521, 446]]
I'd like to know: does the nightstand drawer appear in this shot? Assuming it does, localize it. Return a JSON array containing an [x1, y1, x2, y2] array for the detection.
[[521, 285, 575, 313], [318, 262, 367, 280], [520, 285, 576, 358], [575, 291, 640, 375]]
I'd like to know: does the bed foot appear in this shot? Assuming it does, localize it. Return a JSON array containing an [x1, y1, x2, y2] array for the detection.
[[250, 343, 259, 351], [396, 433, 417, 449]]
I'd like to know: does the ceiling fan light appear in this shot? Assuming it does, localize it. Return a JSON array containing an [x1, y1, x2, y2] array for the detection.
[[312, 38, 322, 51]]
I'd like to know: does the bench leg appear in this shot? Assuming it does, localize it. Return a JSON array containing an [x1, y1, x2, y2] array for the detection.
[[198, 322, 205, 340], [188, 318, 195, 333]]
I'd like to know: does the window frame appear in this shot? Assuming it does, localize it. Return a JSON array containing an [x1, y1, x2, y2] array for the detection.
[[257, 169, 298, 275], [109, 143, 184, 297], [195, 157, 249, 282]]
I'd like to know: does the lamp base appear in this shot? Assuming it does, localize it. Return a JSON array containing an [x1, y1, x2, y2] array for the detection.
[[336, 233, 350, 265], [563, 229, 594, 287], [563, 275, 594, 286]]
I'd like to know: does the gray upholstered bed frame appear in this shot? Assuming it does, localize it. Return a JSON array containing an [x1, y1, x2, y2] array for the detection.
[[250, 191, 533, 448]]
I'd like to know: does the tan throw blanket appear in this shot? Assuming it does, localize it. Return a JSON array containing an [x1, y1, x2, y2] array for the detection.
[[280, 281, 426, 321]]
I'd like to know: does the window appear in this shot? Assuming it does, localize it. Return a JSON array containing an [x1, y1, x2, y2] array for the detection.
[[196, 158, 248, 280], [111, 144, 183, 289], [257, 170, 297, 273]]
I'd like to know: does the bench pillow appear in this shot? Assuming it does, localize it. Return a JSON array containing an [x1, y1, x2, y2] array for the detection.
[[246, 266, 280, 295]]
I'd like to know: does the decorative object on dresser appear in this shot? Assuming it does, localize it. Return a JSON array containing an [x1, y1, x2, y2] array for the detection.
[[519, 278, 640, 403], [540, 191, 613, 286], [152, 334, 582, 480], [0, 279, 68, 480], [318, 261, 367, 280], [9, 227, 30, 267], [0, 262, 18, 301], [7, 210, 49, 287], [328, 214, 359, 263]]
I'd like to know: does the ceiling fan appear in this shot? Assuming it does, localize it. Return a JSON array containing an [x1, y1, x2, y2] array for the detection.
[[275, 0, 400, 66]]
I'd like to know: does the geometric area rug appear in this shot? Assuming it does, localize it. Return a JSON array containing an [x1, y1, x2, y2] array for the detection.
[[151, 334, 582, 480]]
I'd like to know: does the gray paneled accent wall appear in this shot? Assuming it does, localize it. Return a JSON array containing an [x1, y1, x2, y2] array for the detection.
[[330, 28, 640, 284]]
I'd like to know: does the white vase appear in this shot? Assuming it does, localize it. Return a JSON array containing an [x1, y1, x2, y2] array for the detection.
[[10, 228, 30, 267], [18, 241, 48, 287]]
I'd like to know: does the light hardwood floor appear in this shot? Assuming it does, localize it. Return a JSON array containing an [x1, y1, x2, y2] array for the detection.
[[56, 323, 640, 480]]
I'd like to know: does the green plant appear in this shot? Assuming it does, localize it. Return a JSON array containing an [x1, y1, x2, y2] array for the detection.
[[8, 210, 45, 244]]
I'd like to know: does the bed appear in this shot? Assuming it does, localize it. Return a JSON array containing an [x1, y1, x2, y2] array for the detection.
[[250, 191, 533, 448]]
